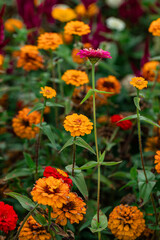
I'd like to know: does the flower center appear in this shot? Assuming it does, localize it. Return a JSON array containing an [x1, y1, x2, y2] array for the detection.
[[64, 201, 75, 211], [45, 89, 51, 94], [103, 82, 114, 89], [44, 185, 60, 194], [75, 118, 82, 124], [22, 119, 29, 127]]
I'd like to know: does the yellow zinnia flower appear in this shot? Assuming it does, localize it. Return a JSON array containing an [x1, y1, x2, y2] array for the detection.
[[64, 21, 91, 36], [130, 77, 148, 90], [61, 69, 89, 86], [154, 151, 160, 174], [51, 7, 77, 22], [5, 18, 23, 32], [40, 86, 56, 99], [63, 113, 93, 137], [142, 61, 160, 82], [37, 33, 63, 51], [149, 18, 160, 36]]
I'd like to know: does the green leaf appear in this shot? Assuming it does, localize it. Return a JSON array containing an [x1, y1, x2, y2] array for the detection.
[[80, 89, 94, 104], [94, 89, 113, 95], [65, 164, 81, 174], [118, 114, 137, 122], [24, 152, 35, 170], [140, 116, 160, 128], [138, 170, 156, 204], [134, 97, 141, 110], [130, 167, 138, 180], [150, 56, 160, 61], [99, 151, 106, 162], [59, 137, 74, 153], [4, 168, 32, 180], [42, 125, 57, 149], [28, 103, 44, 115], [74, 137, 96, 155], [101, 161, 122, 166], [46, 102, 64, 108], [32, 212, 48, 226], [90, 210, 108, 233], [75, 161, 97, 170], [6, 192, 36, 211], [109, 171, 131, 179]]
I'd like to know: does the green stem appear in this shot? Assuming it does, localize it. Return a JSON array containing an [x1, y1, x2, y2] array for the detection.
[[91, 64, 101, 240], [57, 60, 64, 97], [48, 206, 52, 231], [72, 137, 76, 177], [35, 99, 46, 180], [14, 203, 39, 240]]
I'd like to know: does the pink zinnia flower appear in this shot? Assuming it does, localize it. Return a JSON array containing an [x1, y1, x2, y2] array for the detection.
[[77, 48, 112, 60]]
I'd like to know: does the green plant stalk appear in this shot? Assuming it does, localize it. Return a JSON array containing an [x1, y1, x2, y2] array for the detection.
[[35, 99, 46, 180], [13, 203, 39, 240], [136, 89, 158, 227], [57, 60, 64, 97], [72, 137, 76, 177], [48, 206, 52, 231], [91, 63, 101, 240]]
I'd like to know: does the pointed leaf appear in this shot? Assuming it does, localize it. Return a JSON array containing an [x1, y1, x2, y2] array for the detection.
[[118, 114, 137, 122], [42, 125, 57, 149], [94, 89, 113, 95], [32, 212, 48, 226], [6, 192, 36, 211], [90, 210, 108, 233], [24, 152, 35, 170], [99, 151, 106, 163], [75, 137, 96, 155], [4, 168, 32, 180], [80, 89, 94, 104], [75, 161, 97, 170], [101, 161, 122, 166], [46, 102, 64, 108], [134, 97, 141, 111], [59, 137, 74, 153], [27, 103, 44, 115], [140, 116, 160, 128]]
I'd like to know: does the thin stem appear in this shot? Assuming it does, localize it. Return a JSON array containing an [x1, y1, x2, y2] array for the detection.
[[48, 206, 52, 231], [72, 137, 76, 177], [57, 60, 64, 97], [150, 193, 158, 226], [91, 64, 101, 240], [35, 99, 46, 180], [14, 203, 39, 240], [136, 89, 148, 183]]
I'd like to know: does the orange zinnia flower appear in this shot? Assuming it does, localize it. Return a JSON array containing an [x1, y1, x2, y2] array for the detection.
[[72, 48, 86, 64], [149, 18, 160, 36], [96, 75, 121, 100], [64, 21, 91, 36], [75, 4, 99, 18], [130, 77, 148, 90], [0, 54, 4, 66], [142, 61, 160, 82], [154, 151, 160, 173], [145, 136, 160, 152], [108, 204, 145, 240], [12, 108, 41, 139], [51, 192, 86, 226], [40, 86, 56, 99], [5, 18, 23, 32], [19, 215, 51, 240], [63, 113, 93, 137], [31, 177, 69, 208], [17, 45, 44, 71], [62, 69, 89, 86], [51, 7, 77, 22], [37, 33, 63, 51]]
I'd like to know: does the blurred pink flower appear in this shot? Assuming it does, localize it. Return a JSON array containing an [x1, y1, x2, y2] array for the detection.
[[0, 5, 9, 54], [77, 48, 112, 59]]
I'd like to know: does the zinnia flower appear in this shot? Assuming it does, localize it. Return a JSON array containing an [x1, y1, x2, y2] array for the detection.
[[154, 151, 160, 174], [40, 86, 56, 99], [96, 76, 121, 97], [63, 113, 93, 137], [19, 215, 51, 240], [37, 33, 63, 51], [0, 54, 4, 66], [12, 107, 42, 139], [51, 7, 77, 22], [0, 202, 18, 234], [108, 204, 145, 240], [64, 21, 91, 36], [142, 61, 160, 82], [149, 18, 160, 36], [4, 18, 23, 32], [106, 17, 126, 31], [43, 166, 73, 189], [145, 136, 160, 152], [61, 69, 89, 86], [51, 192, 86, 226], [72, 48, 86, 64], [77, 48, 112, 60], [130, 77, 148, 90], [111, 114, 132, 130], [31, 177, 69, 208], [17, 45, 44, 71], [75, 3, 99, 18]]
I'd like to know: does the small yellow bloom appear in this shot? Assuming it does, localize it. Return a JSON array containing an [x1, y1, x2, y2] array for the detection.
[[64, 21, 91, 36], [37, 33, 63, 51], [154, 151, 160, 174], [63, 113, 93, 137], [130, 77, 148, 90], [51, 7, 77, 22], [40, 86, 56, 99], [62, 69, 89, 86], [149, 18, 160, 36], [5, 18, 23, 32], [0, 54, 4, 66]]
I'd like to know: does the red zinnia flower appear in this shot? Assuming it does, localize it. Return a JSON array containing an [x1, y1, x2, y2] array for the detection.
[[111, 114, 132, 130], [43, 166, 73, 189], [0, 202, 18, 233], [77, 48, 112, 59]]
